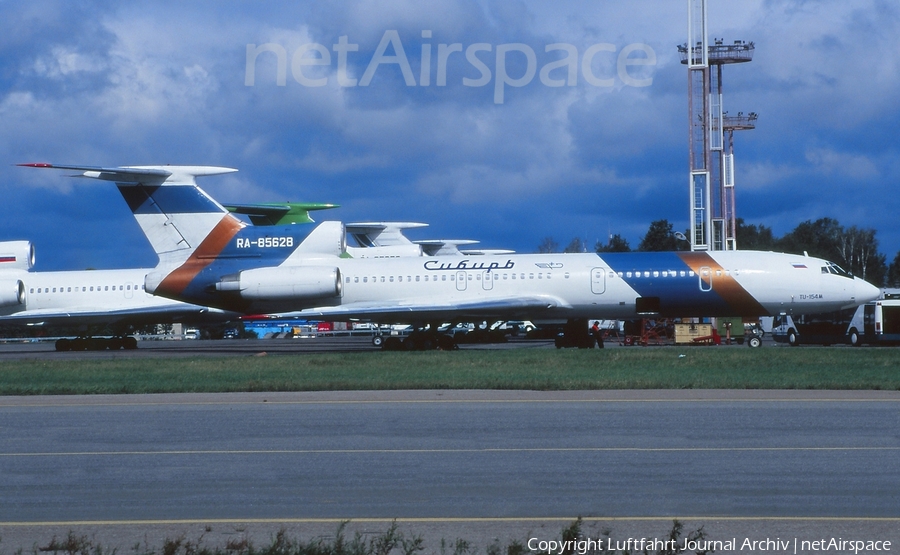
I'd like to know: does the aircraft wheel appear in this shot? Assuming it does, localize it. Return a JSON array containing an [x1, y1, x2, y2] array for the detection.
[[437, 334, 456, 351], [419, 337, 435, 351], [403, 337, 419, 351], [372, 335, 384, 347], [748, 336, 762, 348], [787, 329, 799, 347], [848, 328, 861, 347], [382, 337, 403, 351]]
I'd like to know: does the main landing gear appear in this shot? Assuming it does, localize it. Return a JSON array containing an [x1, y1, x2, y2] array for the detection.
[[55, 336, 138, 351], [554, 318, 596, 349], [374, 324, 458, 351]]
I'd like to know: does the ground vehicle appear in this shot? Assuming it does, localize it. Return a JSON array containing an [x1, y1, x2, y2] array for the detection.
[[490, 320, 535, 336], [847, 297, 900, 346], [771, 310, 858, 346]]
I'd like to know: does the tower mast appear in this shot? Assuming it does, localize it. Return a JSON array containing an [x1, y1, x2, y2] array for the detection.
[[679, 0, 755, 251]]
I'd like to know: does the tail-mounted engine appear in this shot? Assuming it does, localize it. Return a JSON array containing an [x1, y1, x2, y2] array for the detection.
[[0, 241, 35, 271], [0, 279, 26, 308], [215, 265, 342, 301]]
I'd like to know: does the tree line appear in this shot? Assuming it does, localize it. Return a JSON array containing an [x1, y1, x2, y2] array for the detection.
[[538, 217, 900, 287]]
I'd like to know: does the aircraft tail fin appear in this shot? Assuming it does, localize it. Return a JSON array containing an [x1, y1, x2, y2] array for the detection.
[[286, 221, 346, 260], [18, 164, 243, 262]]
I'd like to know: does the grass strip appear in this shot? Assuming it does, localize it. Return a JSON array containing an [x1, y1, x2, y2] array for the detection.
[[1, 348, 899, 395]]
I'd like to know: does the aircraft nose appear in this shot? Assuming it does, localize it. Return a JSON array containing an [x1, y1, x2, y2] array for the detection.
[[855, 277, 881, 304]]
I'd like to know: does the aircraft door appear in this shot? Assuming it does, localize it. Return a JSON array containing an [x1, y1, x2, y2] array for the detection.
[[482, 271, 494, 291], [456, 271, 467, 291], [699, 266, 713, 292], [591, 267, 606, 294]]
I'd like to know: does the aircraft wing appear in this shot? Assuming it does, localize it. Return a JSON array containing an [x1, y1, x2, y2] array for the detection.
[[269, 294, 572, 322], [0, 304, 233, 327]]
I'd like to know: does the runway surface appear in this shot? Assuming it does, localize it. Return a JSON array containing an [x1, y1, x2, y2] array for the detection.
[[1, 390, 898, 551]]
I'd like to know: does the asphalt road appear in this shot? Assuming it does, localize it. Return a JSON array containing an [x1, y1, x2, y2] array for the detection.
[[1, 390, 898, 551]]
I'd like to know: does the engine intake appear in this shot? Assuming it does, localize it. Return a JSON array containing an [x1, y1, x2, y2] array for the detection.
[[216, 266, 342, 301], [0, 280, 26, 308]]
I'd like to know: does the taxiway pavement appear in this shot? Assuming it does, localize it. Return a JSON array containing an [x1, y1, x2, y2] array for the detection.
[[1, 390, 898, 551]]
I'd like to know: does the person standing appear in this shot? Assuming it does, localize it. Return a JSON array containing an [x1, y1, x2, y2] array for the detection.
[[591, 321, 605, 349]]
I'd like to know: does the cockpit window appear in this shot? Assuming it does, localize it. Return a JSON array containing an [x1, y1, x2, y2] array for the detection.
[[824, 262, 853, 278]]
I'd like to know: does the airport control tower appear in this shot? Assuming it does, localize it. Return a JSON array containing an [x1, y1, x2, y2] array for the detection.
[[678, 0, 755, 251]]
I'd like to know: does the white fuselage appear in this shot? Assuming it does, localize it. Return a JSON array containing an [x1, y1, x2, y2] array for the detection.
[[0, 267, 219, 327], [215, 250, 880, 322]]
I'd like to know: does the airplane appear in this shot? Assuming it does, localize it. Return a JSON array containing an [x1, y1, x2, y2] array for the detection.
[[0, 239, 236, 350], [4, 169, 508, 350], [20, 163, 882, 350], [345, 222, 514, 258]]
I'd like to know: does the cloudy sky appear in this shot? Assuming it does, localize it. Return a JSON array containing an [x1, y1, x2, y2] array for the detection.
[[1, 0, 898, 271]]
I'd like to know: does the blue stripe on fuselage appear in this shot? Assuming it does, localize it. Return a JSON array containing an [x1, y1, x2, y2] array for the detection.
[[117, 185, 222, 214], [597, 252, 736, 316]]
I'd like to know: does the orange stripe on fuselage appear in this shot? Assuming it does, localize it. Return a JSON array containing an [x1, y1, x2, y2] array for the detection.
[[157, 216, 244, 296], [677, 252, 768, 316]]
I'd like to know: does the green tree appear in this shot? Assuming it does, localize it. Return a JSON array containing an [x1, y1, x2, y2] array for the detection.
[[735, 218, 776, 251], [887, 251, 900, 288], [775, 217, 843, 261], [776, 218, 886, 284], [563, 238, 587, 253], [837, 226, 886, 285], [537, 237, 559, 253], [595, 233, 631, 252], [638, 219, 680, 251]]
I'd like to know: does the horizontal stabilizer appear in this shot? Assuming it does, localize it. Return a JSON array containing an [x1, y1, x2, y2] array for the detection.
[[346, 222, 428, 247], [225, 202, 339, 225], [18, 163, 237, 185], [415, 239, 479, 257]]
